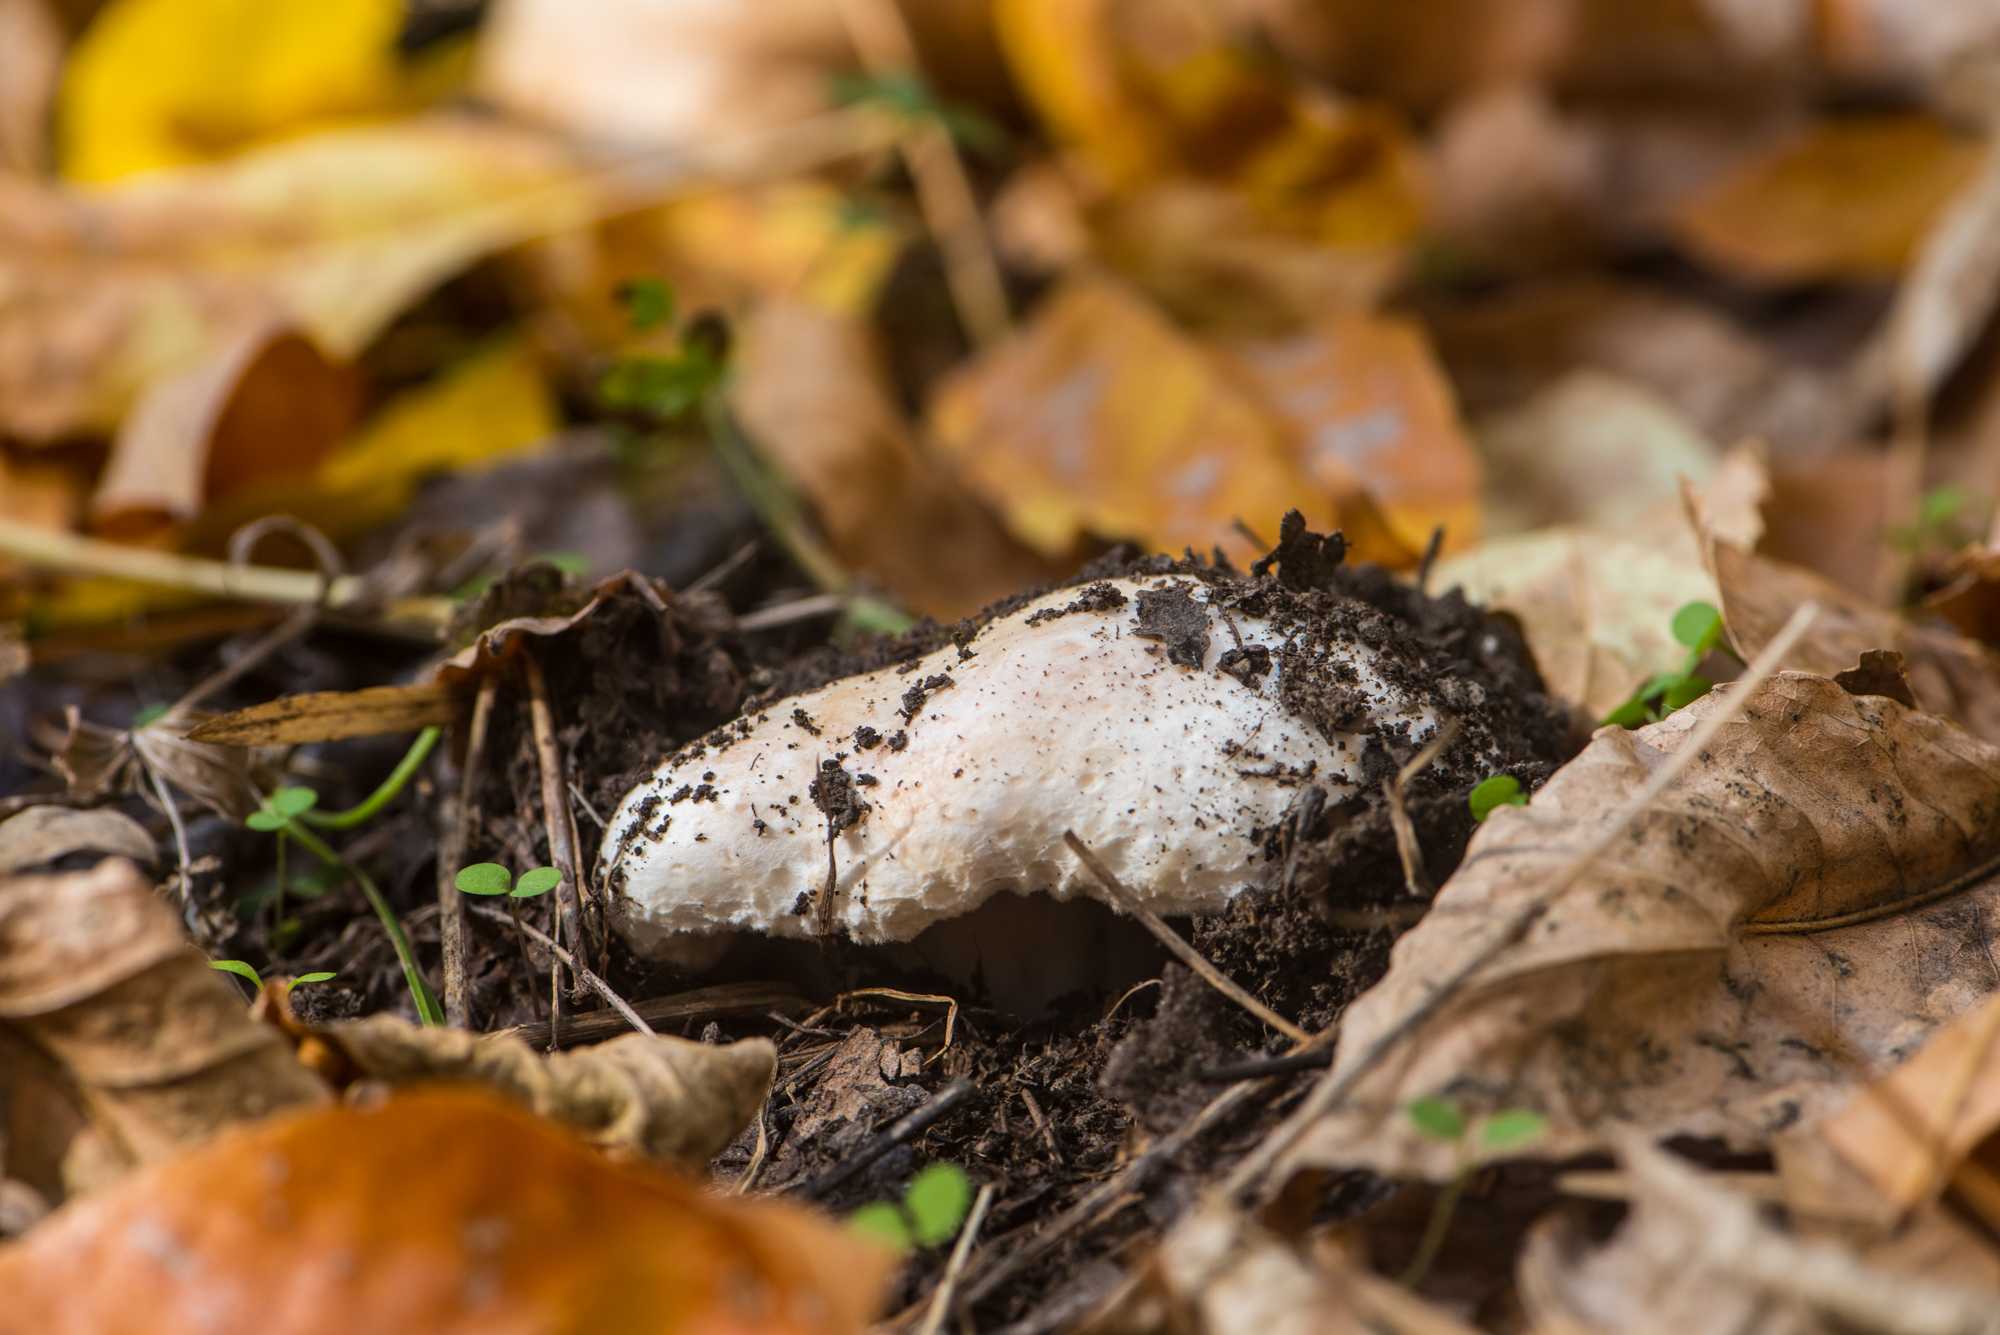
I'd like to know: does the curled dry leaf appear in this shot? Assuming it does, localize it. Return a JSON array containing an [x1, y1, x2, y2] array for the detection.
[[1286, 672, 2000, 1180], [1708, 535, 2000, 744], [304, 1014, 775, 1171], [50, 705, 283, 822], [0, 1087, 893, 1335], [1519, 1138, 2000, 1334], [0, 859, 327, 1197], [0, 805, 154, 875], [185, 682, 457, 748]]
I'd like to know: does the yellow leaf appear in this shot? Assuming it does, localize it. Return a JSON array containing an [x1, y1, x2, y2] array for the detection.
[[928, 275, 1415, 564], [59, 0, 406, 183], [1671, 116, 1984, 283]]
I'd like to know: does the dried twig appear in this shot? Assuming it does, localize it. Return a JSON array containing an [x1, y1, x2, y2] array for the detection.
[[438, 675, 497, 1028], [523, 654, 592, 988], [1223, 602, 1824, 1200], [797, 1078, 977, 1200], [915, 1182, 996, 1335], [465, 902, 653, 1038], [1065, 830, 1310, 1045], [1386, 718, 1460, 899], [832, 0, 1011, 348]]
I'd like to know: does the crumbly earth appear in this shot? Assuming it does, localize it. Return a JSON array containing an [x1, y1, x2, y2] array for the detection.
[[464, 515, 1575, 1325]]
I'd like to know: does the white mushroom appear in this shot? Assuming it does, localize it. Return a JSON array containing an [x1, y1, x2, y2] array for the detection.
[[599, 574, 1462, 965]]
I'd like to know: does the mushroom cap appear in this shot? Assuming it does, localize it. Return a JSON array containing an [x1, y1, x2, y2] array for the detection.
[[601, 574, 1450, 954]]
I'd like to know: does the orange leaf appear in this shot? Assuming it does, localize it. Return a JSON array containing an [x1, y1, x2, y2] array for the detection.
[[0, 1087, 893, 1334]]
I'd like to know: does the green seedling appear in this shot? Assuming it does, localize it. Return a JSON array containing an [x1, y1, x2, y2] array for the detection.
[[616, 276, 675, 332], [454, 862, 562, 899], [130, 702, 170, 729], [600, 282, 729, 422], [1602, 600, 1732, 728], [848, 1162, 975, 1252], [1400, 1096, 1548, 1288], [210, 961, 335, 993], [240, 730, 445, 1026], [1468, 774, 1526, 822]]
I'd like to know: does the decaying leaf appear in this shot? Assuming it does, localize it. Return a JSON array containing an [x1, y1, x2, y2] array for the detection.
[[927, 275, 1426, 564], [303, 1014, 775, 1171], [1670, 116, 1983, 284], [1518, 1137, 2000, 1334], [0, 806, 154, 875], [185, 683, 457, 747], [1285, 672, 2000, 1180], [733, 299, 1061, 618], [0, 1087, 893, 1334], [1708, 536, 2000, 744], [0, 859, 328, 1198], [51, 706, 283, 821]]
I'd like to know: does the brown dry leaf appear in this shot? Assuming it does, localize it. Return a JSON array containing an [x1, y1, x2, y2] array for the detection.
[[733, 299, 1064, 618], [0, 1087, 892, 1334], [0, 806, 154, 875], [0, 859, 328, 1198], [1670, 116, 1984, 284], [0, 114, 616, 446], [1760, 451, 1896, 594], [52, 706, 283, 821], [307, 1014, 775, 1172], [0, 0, 60, 173], [185, 683, 458, 747], [1708, 535, 2000, 744], [927, 275, 1424, 565], [1518, 1138, 2000, 1334], [1474, 370, 1720, 538], [1094, 1199, 1479, 1335], [1220, 316, 1480, 557], [994, 0, 1424, 319], [1285, 672, 2000, 1181], [1816, 988, 2000, 1217]]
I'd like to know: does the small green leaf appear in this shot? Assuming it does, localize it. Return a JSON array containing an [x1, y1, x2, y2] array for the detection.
[[905, 1163, 973, 1247], [1660, 674, 1712, 712], [272, 787, 318, 817], [245, 809, 287, 831], [291, 971, 337, 985], [1921, 483, 1971, 528], [511, 866, 562, 898], [1479, 1108, 1549, 1153], [535, 552, 590, 578], [131, 702, 170, 729], [618, 277, 675, 332], [1407, 1095, 1466, 1142], [1468, 774, 1526, 823], [1600, 695, 1652, 730], [848, 1202, 913, 1251], [454, 862, 514, 896], [210, 959, 263, 987], [1670, 601, 1723, 655]]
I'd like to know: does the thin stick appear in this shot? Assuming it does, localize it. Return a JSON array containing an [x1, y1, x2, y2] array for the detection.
[[916, 1182, 996, 1335], [438, 677, 496, 1028], [523, 654, 592, 985], [1223, 601, 1824, 1200], [1065, 831, 1310, 1045], [1386, 719, 1461, 899], [140, 759, 193, 906], [833, 0, 1011, 348], [797, 1079, 976, 1199], [466, 902, 654, 1037]]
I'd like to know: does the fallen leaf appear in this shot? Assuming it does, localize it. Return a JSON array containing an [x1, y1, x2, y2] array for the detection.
[[0, 1087, 893, 1334], [185, 683, 457, 747], [58, 0, 407, 182], [0, 859, 328, 1198], [305, 1014, 775, 1171], [733, 299, 1064, 618], [1707, 535, 2000, 744], [927, 275, 1410, 564], [0, 806, 154, 875], [1518, 1137, 2000, 1333], [1760, 450, 1896, 594], [0, 115, 622, 445], [1473, 370, 1718, 538], [1671, 115, 1983, 283], [51, 705, 283, 821], [1285, 672, 2000, 1180], [1817, 988, 2000, 1217], [1220, 315, 1480, 556], [0, 0, 60, 173], [91, 321, 362, 529]]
